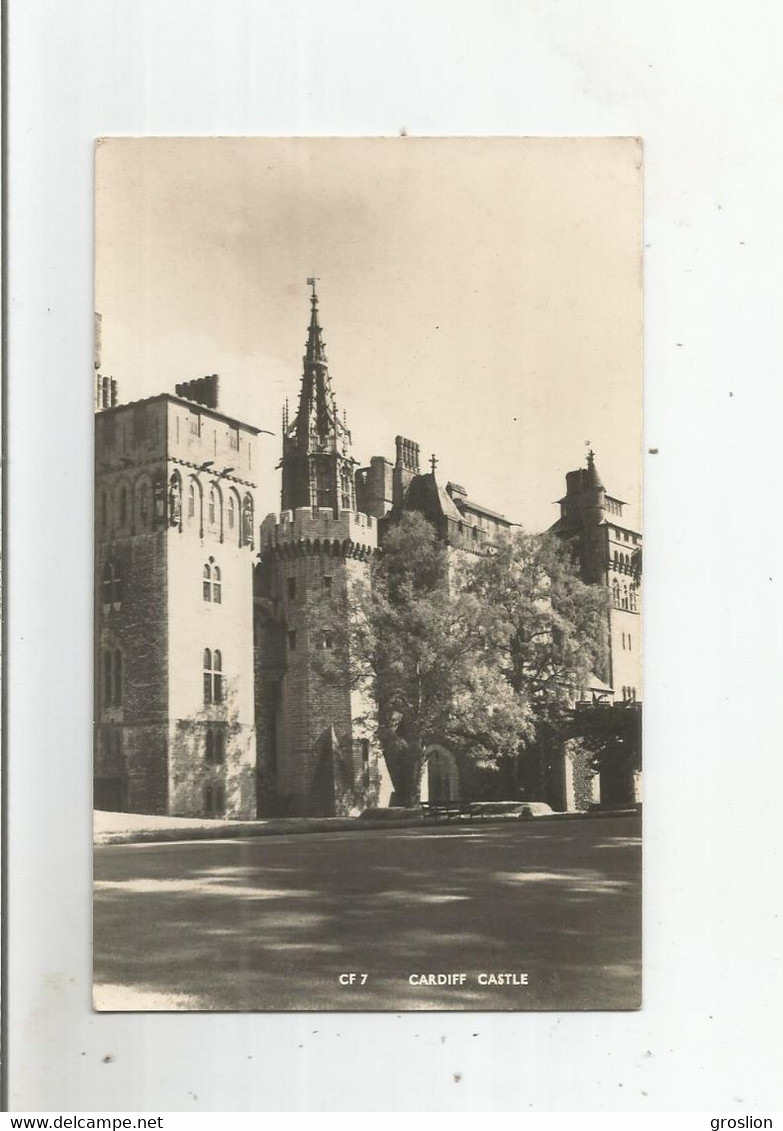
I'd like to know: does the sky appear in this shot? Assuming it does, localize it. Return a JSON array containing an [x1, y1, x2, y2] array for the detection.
[[95, 137, 642, 531]]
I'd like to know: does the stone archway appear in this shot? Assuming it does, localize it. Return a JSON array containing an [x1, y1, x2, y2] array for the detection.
[[423, 744, 460, 803]]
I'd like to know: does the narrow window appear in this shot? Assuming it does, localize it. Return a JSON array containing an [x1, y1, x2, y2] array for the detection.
[[113, 650, 122, 706], [213, 649, 223, 703], [203, 563, 212, 601], [209, 487, 217, 526], [322, 631, 333, 650], [622, 632, 626, 650], [119, 486, 128, 524], [212, 565, 221, 604], [189, 481, 196, 518], [101, 562, 113, 605], [228, 494, 235, 530], [287, 577, 297, 601], [628, 634, 632, 651], [111, 563, 122, 605], [103, 650, 112, 709], [203, 648, 213, 704]]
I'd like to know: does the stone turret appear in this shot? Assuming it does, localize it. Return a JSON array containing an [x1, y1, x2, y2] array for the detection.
[[256, 282, 390, 816]]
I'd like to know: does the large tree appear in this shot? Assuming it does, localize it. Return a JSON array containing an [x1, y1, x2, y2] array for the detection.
[[316, 512, 528, 805], [465, 530, 609, 790]]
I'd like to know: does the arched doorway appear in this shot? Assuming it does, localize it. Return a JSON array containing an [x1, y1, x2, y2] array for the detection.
[[423, 745, 459, 803]]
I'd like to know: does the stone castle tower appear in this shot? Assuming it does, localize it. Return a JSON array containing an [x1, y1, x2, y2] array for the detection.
[[550, 449, 642, 703], [94, 373, 259, 817], [255, 282, 390, 816]]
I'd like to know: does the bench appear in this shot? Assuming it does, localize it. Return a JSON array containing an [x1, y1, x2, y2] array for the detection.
[[420, 800, 477, 822]]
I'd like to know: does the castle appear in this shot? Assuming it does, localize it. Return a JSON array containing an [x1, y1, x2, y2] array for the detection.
[[94, 283, 641, 818]]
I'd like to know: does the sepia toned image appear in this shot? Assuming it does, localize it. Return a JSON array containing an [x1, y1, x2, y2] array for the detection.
[[93, 137, 642, 1012]]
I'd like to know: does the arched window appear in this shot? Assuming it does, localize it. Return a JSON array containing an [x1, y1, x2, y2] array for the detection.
[[203, 648, 223, 704], [629, 585, 637, 612], [209, 487, 217, 526], [622, 584, 629, 610], [203, 559, 221, 603], [612, 579, 620, 606], [227, 493, 236, 531], [189, 481, 196, 519]]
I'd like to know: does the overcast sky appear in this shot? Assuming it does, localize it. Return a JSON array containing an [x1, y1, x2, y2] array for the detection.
[[95, 137, 642, 530]]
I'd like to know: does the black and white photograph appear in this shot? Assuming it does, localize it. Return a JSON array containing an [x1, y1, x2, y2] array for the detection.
[[93, 136, 642, 1013]]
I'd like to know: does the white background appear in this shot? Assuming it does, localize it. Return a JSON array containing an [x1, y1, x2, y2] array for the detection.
[[7, 0, 783, 1113]]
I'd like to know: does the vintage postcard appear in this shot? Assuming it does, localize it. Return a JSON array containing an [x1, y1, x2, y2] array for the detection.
[[93, 137, 642, 1011]]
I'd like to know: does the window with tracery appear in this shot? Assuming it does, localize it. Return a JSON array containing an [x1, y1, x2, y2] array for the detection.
[[203, 648, 223, 704]]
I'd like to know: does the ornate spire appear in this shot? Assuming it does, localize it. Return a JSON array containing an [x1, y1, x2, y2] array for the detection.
[[280, 281, 355, 512], [305, 276, 327, 367]]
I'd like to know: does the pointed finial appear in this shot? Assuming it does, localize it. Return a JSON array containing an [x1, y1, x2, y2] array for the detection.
[[587, 447, 595, 467], [430, 453, 439, 475], [306, 276, 320, 304]]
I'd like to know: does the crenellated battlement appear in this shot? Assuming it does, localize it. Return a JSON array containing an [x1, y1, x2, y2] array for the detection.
[[260, 507, 377, 558]]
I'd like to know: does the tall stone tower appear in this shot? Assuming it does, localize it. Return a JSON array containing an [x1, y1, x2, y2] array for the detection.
[[94, 374, 260, 817], [550, 449, 642, 703], [256, 282, 389, 816]]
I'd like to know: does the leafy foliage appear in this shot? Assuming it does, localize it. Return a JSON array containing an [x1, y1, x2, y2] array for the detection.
[[316, 513, 526, 804], [316, 516, 609, 805], [466, 530, 609, 731]]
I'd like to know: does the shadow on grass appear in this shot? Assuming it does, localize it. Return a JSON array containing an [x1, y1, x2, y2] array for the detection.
[[94, 815, 641, 1012]]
